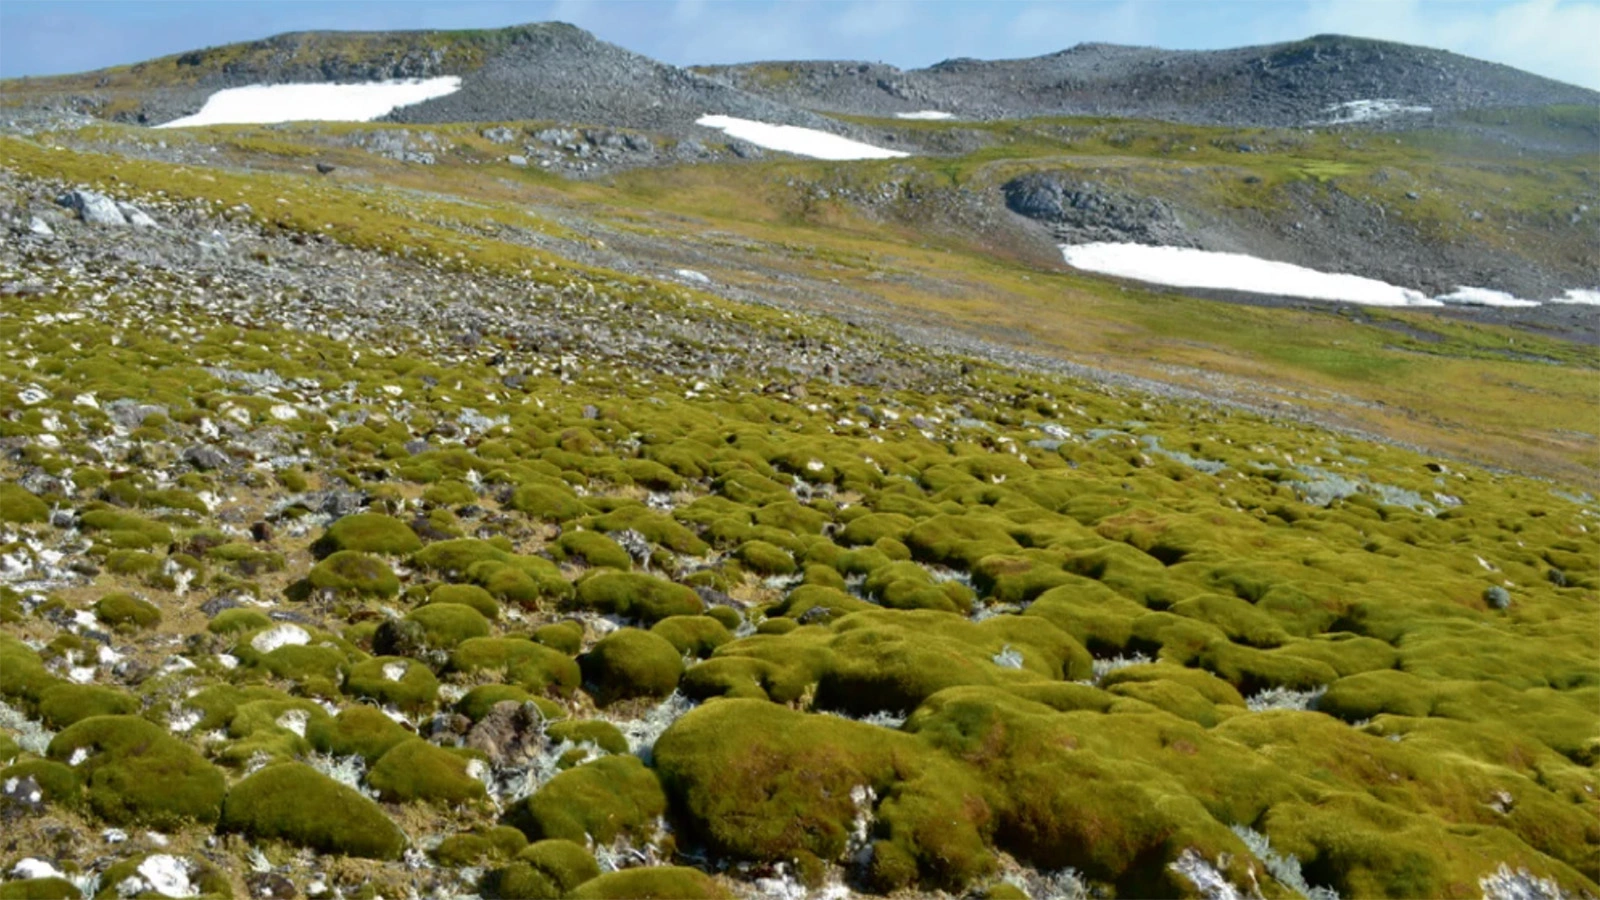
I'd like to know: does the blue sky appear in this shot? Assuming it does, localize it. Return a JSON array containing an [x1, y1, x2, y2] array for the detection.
[[3, 0, 1597, 90]]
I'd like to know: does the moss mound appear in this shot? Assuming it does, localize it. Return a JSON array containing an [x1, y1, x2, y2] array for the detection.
[[37, 683, 139, 728], [580, 628, 685, 705], [369, 738, 488, 804], [306, 704, 415, 762], [572, 571, 703, 624], [47, 715, 225, 827], [344, 656, 440, 712], [93, 592, 161, 630], [406, 602, 491, 647], [451, 637, 581, 695], [314, 512, 423, 557], [507, 754, 666, 845], [546, 719, 628, 755], [306, 550, 401, 597], [220, 761, 406, 859], [567, 867, 732, 899]]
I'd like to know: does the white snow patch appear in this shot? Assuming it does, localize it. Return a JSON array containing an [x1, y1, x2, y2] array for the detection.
[[1061, 243, 1442, 307], [674, 269, 711, 284], [696, 114, 909, 160], [157, 77, 462, 128], [382, 661, 408, 682], [1551, 288, 1600, 305], [251, 623, 310, 653], [168, 707, 202, 734], [276, 709, 310, 737], [895, 110, 954, 120], [135, 854, 197, 898], [1320, 99, 1433, 124], [10, 858, 65, 880], [1436, 287, 1542, 309], [1480, 863, 1567, 900], [1170, 848, 1247, 900]]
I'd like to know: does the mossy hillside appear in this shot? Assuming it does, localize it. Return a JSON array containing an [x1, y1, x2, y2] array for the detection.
[[0, 155, 1595, 897]]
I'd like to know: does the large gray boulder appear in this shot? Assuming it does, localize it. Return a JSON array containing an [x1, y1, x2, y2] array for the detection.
[[56, 190, 126, 225]]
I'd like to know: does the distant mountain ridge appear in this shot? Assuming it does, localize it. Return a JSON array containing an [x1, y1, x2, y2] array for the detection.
[[698, 34, 1598, 126], [2, 25, 1594, 131]]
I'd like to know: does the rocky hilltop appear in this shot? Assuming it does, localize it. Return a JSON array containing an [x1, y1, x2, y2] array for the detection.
[[702, 34, 1599, 125]]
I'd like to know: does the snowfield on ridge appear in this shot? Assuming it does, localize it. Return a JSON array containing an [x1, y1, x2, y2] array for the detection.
[[156, 77, 463, 128]]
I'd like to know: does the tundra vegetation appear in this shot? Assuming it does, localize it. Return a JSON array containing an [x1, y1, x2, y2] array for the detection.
[[0, 47, 1596, 900]]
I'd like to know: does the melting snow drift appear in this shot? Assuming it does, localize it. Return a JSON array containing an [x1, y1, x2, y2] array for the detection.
[[695, 115, 909, 160], [1060, 243, 1597, 309], [156, 77, 462, 128], [1061, 243, 1439, 307], [896, 110, 954, 120], [1320, 99, 1433, 124]]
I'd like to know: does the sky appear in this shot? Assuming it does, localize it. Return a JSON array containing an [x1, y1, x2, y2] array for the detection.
[[3, 0, 1597, 91]]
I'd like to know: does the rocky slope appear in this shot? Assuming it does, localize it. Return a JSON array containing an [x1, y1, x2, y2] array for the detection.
[[0, 23, 878, 141], [701, 34, 1599, 126]]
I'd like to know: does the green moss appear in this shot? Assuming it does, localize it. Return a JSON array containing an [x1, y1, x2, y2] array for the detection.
[[306, 704, 415, 762], [507, 754, 666, 845], [572, 571, 703, 624], [207, 607, 272, 634], [47, 715, 225, 827], [428, 582, 501, 619], [406, 602, 491, 647], [220, 761, 406, 859], [37, 683, 139, 728], [546, 719, 628, 755], [103, 549, 161, 575], [413, 539, 573, 606], [93, 592, 161, 631], [80, 508, 172, 548], [508, 482, 588, 522], [554, 529, 633, 570], [840, 512, 916, 546], [650, 615, 732, 658], [736, 539, 797, 575], [314, 512, 423, 556], [655, 698, 993, 888], [0, 484, 49, 523], [455, 684, 564, 723], [369, 738, 488, 804], [567, 867, 732, 899], [0, 879, 79, 899], [580, 628, 685, 705], [0, 758, 80, 805], [451, 637, 581, 695], [533, 620, 585, 655], [206, 541, 286, 574], [344, 656, 440, 713], [704, 605, 744, 632], [423, 479, 479, 507], [307, 550, 401, 597]]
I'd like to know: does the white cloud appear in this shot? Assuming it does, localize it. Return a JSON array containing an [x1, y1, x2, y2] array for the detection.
[[1295, 0, 1600, 89]]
